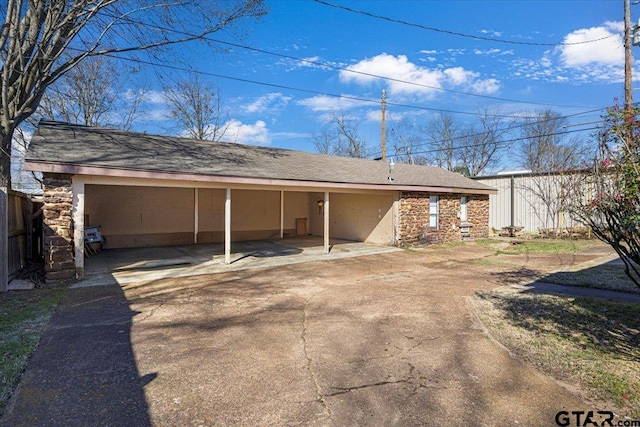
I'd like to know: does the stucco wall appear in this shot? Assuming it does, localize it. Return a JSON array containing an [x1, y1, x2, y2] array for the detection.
[[85, 186, 313, 247], [307, 192, 394, 244], [398, 192, 489, 245], [284, 191, 310, 236], [309, 192, 324, 237], [330, 193, 394, 244], [86, 185, 196, 248]]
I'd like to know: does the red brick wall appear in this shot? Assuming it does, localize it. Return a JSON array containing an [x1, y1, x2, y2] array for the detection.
[[397, 191, 489, 246]]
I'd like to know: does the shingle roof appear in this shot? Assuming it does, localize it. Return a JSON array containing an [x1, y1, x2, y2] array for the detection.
[[26, 121, 494, 193]]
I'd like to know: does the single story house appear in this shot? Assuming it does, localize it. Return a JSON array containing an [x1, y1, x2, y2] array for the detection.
[[25, 121, 496, 282]]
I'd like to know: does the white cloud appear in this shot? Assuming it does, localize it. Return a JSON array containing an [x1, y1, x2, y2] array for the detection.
[[224, 119, 271, 145], [443, 67, 477, 85], [473, 48, 513, 56], [271, 131, 312, 139], [283, 55, 344, 71], [471, 78, 501, 94], [420, 49, 437, 54], [510, 21, 628, 84], [557, 21, 623, 67], [365, 109, 411, 123], [299, 56, 322, 67], [339, 53, 500, 96], [139, 89, 167, 105], [480, 29, 502, 37], [297, 95, 370, 112], [243, 93, 292, 114]]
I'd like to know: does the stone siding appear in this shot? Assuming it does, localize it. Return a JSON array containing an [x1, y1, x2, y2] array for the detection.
[[43, 173, 76, 283], [397, 191, 489, 246]]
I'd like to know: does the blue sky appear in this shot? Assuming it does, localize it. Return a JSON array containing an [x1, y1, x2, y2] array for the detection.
[[126, 0, 628, 167]]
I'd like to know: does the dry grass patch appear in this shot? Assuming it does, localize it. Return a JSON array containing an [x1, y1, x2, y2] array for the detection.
[[0, 287, 66, 415], [546, 264, 640, 295], [477, 238, 598, 256], [470, 289, 640, 418]]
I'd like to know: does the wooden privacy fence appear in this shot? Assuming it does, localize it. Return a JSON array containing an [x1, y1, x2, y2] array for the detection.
[[8, 191, 41, 280]]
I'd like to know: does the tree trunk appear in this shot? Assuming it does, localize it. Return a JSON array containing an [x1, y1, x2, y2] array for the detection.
[[0, 129, 11, 292]]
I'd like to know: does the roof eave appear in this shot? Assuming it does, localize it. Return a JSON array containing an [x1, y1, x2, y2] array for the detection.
[[24, 161, 497, 195]]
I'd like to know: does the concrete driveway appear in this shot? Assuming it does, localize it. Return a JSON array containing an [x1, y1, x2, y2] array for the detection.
[[2, 248, 590, 427]]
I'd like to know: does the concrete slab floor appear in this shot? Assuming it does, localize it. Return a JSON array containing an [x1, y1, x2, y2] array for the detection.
[[74, 237, 402, 288]]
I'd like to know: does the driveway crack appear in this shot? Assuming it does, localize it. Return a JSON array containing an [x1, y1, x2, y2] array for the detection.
[[326, 379, 410, 396], [300, 296, 332, 420], [327, 362, 449, 398], [138, 296, 171, 322]]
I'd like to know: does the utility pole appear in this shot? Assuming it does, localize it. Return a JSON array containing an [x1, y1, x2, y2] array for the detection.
[[381, 90, 387, 162], [625, 0, 633, 115]]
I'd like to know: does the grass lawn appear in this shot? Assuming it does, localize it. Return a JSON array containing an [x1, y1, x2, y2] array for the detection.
[[0, 287, 66, 415], [476, 238, 598, 255], [470, 289, 640, 418]]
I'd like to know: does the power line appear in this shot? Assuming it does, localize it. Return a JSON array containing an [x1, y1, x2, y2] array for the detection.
[[100, 47, 606, 156], [71, 49, 607, 156], [203, 38, 596, 109], [94, 50, 559, 119], [312, 0, 619, 47], [94, 10, 599, 110], [389, 126, 600, 158], [384, 107, 605, 153]]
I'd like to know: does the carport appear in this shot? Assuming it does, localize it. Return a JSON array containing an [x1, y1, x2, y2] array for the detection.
[[25, 121, 495, 283], [77, 176, 397, 265]]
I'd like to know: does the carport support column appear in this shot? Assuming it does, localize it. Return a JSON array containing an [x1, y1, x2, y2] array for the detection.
[[225, 188, 231, 264], [324, 192, 330, 254], [280, 190, 284, 239], [72, 178, 85, 279], [194, 188, 199, 244]]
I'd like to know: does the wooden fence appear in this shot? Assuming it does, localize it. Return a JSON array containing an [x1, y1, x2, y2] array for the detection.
[[8, 191, 40, 280]]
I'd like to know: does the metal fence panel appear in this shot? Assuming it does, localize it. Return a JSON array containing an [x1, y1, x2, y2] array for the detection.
[[476, 174, 583, 234]]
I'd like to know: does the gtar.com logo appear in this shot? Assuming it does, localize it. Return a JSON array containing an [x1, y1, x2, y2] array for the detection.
[[555, 410, 640, 427]]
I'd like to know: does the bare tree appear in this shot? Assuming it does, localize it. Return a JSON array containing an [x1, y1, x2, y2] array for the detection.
[[0, 0, 267, 290], [516, 110, 591, 235], [312, 114, 370, 158], [164, 76, 230, 141], [425, 113, 460, 170], [35, 56, 143, 129], [516, 110, 588, 172], [389, 116, 429, 165], [423, 109, 512, 176], [458, 109, 513, 176], [312, 127, 337, 156]]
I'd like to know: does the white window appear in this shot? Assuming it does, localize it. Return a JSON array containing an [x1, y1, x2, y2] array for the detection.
[[460, 196, 468, 222], [429, 196, 439, 229]]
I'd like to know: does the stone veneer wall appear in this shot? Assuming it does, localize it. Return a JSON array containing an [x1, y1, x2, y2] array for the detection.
[[397, 191, 489, 246], [42, 173, 76, 283]]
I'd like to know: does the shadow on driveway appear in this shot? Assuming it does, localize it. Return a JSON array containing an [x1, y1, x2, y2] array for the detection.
[[0, 285, 154, 427]]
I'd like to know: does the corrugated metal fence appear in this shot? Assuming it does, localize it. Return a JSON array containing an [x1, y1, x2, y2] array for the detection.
[[474, 173, 585, 235], [8, 191, 39, 279]]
